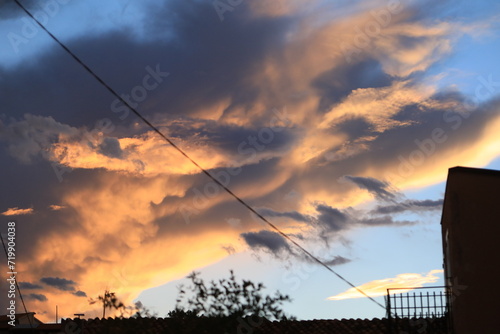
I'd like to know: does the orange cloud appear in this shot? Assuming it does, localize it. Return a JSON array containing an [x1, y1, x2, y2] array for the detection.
[[319, 81, 435, 132], [382, 106, 500, 190], [327, 269, 443, 300], [49, 130, 228, 177], [26, 229, 241, 322], [20, 171, 247, 322], [2, 207, 34, 216]]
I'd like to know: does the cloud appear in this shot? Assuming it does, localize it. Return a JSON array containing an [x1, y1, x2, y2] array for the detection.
[[322, 256, 351, 267], [358, 216, 414, 227], [315, 205, 350, 232], [0, 0, 497, 323], [221, 245, 236, 255], [241, 202, 416, 261], [342, 175, 399, 201], [49, 205, 66, 211], [241, 230, 290, 254], [373, 199, 443, 214], [73, 290, 87, 298], [257, 207, 310, 222], [313, 203, 414, 236], [319, 81, 433, 132], [2, 207, 33, 216], [26, 293, 48, 302], [97, 137, 123, 159], [19, 282, 43, 290], [0, 115, 244, 177], [19, 168, 244, 321], [40, 277, 77, 292], [328, 269, 443, 300], [0, 114, 80, 164]]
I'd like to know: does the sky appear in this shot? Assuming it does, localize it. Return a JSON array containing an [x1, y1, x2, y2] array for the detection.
[[0, 0, 500, 323]]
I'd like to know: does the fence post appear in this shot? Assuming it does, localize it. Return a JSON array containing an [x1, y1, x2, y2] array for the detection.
[[386, 289, 392, 334]]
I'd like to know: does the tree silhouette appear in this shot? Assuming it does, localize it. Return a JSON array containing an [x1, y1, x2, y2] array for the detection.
[[89, 290, 153, 318], [170, 270, 294, 321]]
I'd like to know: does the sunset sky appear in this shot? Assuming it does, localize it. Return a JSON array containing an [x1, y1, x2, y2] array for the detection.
[[1, 0, 500, 323]]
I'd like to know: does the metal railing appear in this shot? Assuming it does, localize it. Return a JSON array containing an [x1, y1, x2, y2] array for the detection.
[[386, 286, 451, 334]]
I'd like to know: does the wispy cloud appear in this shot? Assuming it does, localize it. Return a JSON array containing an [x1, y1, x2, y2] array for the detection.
[[19, 282, 43, 290], [2, 207, 33, 216], [241, 230, 291, 254], [341, 175, 400, 202], [40, 277, 77, 292], [26, 293, 48, 302], [73, 290, 87, 298], [327, 269, 443, 300], [373, 199, 443, 214], [49, 205, 66, 211]]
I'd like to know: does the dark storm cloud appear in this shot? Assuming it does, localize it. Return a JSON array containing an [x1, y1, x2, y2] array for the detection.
[[166, 119, 296, 158], [137, 1, 292, 120], [313, 204, 415, 234], [257, 207, 310, 222], [40, 277, 76, 291], [26, 293, 48, 302], [342, 175, 398, 201], [241, 230, 290, 253], [1, 190, 88, 277], [313, 59, 392, 113], [150, 157, 288, 234], [373, 199, 443, 214], [0, 31, 166, 128], [315, 204, 349, 232], [97, 137, 123, 159], [0, 0, 291, 129], [73, 290, 87, 297], [0, 114, 79, 164], [330, 117, 373, 140], [19, 281, 43, 289]]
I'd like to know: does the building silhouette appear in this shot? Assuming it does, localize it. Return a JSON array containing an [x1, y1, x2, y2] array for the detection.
[[441, 166, 500, 333]]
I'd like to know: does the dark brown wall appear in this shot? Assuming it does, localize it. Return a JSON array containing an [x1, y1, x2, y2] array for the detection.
[[441, 167, 500, 334]]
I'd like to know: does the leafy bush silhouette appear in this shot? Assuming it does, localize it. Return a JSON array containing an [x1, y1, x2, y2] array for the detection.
[[169, 270, 294, 321]]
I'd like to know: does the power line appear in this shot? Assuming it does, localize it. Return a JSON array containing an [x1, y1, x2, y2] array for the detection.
[[14, 0, 386, 311]]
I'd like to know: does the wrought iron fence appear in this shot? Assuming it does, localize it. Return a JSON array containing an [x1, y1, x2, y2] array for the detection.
[[386, 286, 451, 334]]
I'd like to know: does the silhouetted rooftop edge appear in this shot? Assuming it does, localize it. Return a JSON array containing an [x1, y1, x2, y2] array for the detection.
[[449, 165, 500, 176]]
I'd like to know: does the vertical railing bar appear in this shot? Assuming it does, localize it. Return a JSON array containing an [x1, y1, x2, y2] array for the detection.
[[433, 291, 437, 318], [413, 292, 417, 318], [406, 292, 409, 318], [421, 292, 423, 318], [426, 292, 430, 318], [400, 293, 403, 317], [420, 292, 423, 318], [439, 291, 446, 317]]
